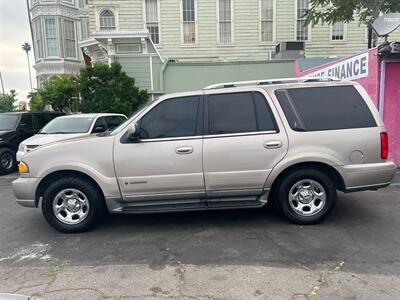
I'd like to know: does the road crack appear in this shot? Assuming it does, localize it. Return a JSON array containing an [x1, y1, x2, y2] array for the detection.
[[174, 258, 186, 297], [48, 260, 70, 282], [308, 261, 345, 297]]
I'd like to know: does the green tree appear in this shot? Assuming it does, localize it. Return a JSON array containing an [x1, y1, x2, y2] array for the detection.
[[40, 75, 80, 112], [22, 42, 33, 92], [304, 0, 400, 47], [79, 61, 148, 117], [0, 89, 17, 112], [28, 90, 46, 111], [305, 0, 400, 25]]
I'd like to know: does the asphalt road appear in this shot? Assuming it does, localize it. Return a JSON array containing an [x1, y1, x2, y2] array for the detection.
[[0, 173, 400, 299]]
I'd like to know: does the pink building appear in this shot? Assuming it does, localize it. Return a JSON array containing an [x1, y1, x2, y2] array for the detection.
[[295, 47, 400, 166]]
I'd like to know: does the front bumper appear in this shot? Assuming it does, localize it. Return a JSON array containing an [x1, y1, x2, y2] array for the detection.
[[335, 161, 396, 192], [12, 177, 41, 208]]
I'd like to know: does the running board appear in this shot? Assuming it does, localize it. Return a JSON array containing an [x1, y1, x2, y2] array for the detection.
[[112, 196, 265, 214]]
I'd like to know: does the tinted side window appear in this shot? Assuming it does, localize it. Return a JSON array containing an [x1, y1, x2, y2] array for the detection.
[[105, 116, 126, 131], [33, 113, 48, 129], [253, 92, 277, 131], [19, 114, 34, 130], [275, 86, 377, 131], [209, 92, 257, 135], [92, 117, 108, 133], [139, 96, 199, 139], [46, 113, 63, 122]]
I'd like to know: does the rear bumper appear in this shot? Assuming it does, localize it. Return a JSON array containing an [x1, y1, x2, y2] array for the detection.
[[335, 161, 396, 192], [12, 177, 41, 208]]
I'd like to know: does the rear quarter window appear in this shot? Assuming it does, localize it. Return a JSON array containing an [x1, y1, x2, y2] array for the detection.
[[275, 85, 377, 131]]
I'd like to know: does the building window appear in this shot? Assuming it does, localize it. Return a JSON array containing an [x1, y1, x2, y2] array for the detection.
[[182, 0, 196, 43], [260, 0, 273, 42], [44, 18, 59, 57], [116, 44, 141, 53], [218, 0, 232, 44], [99, 10, 116, 30], [79, 0, 88, 8], [94, 49, 106, 59], [33, 19, 43, 59], [145, 0, 160, 44], [80, 18, 90, 39], [331, 22, 344, 40], [296, 0, 309, 41], [64, 20, 76, 58]]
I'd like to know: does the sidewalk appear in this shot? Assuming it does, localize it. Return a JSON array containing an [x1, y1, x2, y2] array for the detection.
[[1, 262, 400, 300]]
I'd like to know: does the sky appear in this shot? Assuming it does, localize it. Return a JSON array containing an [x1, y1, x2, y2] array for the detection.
[[0, 0, 36, 100]]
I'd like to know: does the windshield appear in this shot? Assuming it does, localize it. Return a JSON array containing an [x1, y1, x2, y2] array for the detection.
[[111, 100, 157, 135], [41, 117, 94, 134], [0, 114, 19, 130]]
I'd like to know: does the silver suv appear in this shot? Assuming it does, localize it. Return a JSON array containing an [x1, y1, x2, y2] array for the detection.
[[12, 78, 396, 233]]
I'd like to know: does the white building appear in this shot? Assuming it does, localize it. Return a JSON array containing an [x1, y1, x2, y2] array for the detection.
[[28, 0, 90, 86]]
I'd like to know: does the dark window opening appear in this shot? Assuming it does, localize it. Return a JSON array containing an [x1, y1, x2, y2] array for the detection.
[[208, 92, 277, 135], [275, 85, 376, 131], [139, 96, 199, 139]]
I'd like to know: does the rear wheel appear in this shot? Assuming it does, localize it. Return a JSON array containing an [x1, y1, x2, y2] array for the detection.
[[275, 169, 337, 225], [0, 148, 17, 175], [42, 177, 106, 233]]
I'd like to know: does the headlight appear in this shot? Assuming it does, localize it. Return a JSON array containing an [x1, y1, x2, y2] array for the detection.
[[18, 144, 25, 152], [18, 162, 29, 174], [0, 137, 3, 142]]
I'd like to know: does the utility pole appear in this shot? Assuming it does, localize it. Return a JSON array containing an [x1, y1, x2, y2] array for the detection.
[[25, 0, 35, 90], [0, 70, 5, 95]]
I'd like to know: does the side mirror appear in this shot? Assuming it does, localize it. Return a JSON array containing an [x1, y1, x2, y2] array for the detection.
[[128, 123, 140, 141], [92, 125, 106, 134]]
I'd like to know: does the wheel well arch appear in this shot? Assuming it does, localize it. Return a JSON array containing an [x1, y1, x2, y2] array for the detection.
[[268, 162, 345, 200], [35, 170, 105, 206], [0, 144, 17, 153]]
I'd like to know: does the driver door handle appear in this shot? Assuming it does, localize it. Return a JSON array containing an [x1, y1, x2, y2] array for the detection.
[[176, 146, 193, 155]]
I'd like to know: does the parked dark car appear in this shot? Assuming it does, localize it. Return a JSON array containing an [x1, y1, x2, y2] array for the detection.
[[0, 111, 64, 174]]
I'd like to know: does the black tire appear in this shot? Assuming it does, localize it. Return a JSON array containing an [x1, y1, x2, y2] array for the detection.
[[0, 148, 17, 175], [42, 177, 106, 233], [274, 168, 337, 225]]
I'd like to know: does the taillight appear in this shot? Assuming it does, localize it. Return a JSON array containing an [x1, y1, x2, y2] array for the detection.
[[381, 132, 389, 160]]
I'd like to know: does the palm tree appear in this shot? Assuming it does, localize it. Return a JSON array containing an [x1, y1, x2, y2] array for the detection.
[[22, 42, 33, 93]]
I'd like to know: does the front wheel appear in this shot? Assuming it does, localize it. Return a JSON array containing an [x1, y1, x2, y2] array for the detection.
[[275, 169, 337, 225], [0, 148, 17, 175], [42, 177, 106, 233]]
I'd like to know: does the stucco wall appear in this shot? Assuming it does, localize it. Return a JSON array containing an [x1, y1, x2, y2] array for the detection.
[[162, 60, 295, 93], [383, 61, 400, 165]]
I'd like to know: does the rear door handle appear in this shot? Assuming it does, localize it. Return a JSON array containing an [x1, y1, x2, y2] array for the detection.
[[176, 146, 193, 154], [264, 141, 282, 149]]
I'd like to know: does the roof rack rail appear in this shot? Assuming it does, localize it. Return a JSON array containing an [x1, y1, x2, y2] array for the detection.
[[203, 77, 340, 90]]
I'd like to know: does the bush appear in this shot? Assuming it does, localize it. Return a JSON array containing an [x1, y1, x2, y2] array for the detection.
[[28, 91, 46, 112], [79, 62, 148, 117], [40, 75, 80, 113], [0, 90, 17, 112]]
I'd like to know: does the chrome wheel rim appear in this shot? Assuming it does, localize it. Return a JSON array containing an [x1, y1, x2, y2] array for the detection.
[[1, 152, 13, 170], [288, 179, 326, 217], [52, 188, 90, 225]]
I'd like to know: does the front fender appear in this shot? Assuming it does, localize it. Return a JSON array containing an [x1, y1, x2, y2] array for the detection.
[[22, 135, 120, 199], [37, 162, 120, 199]]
